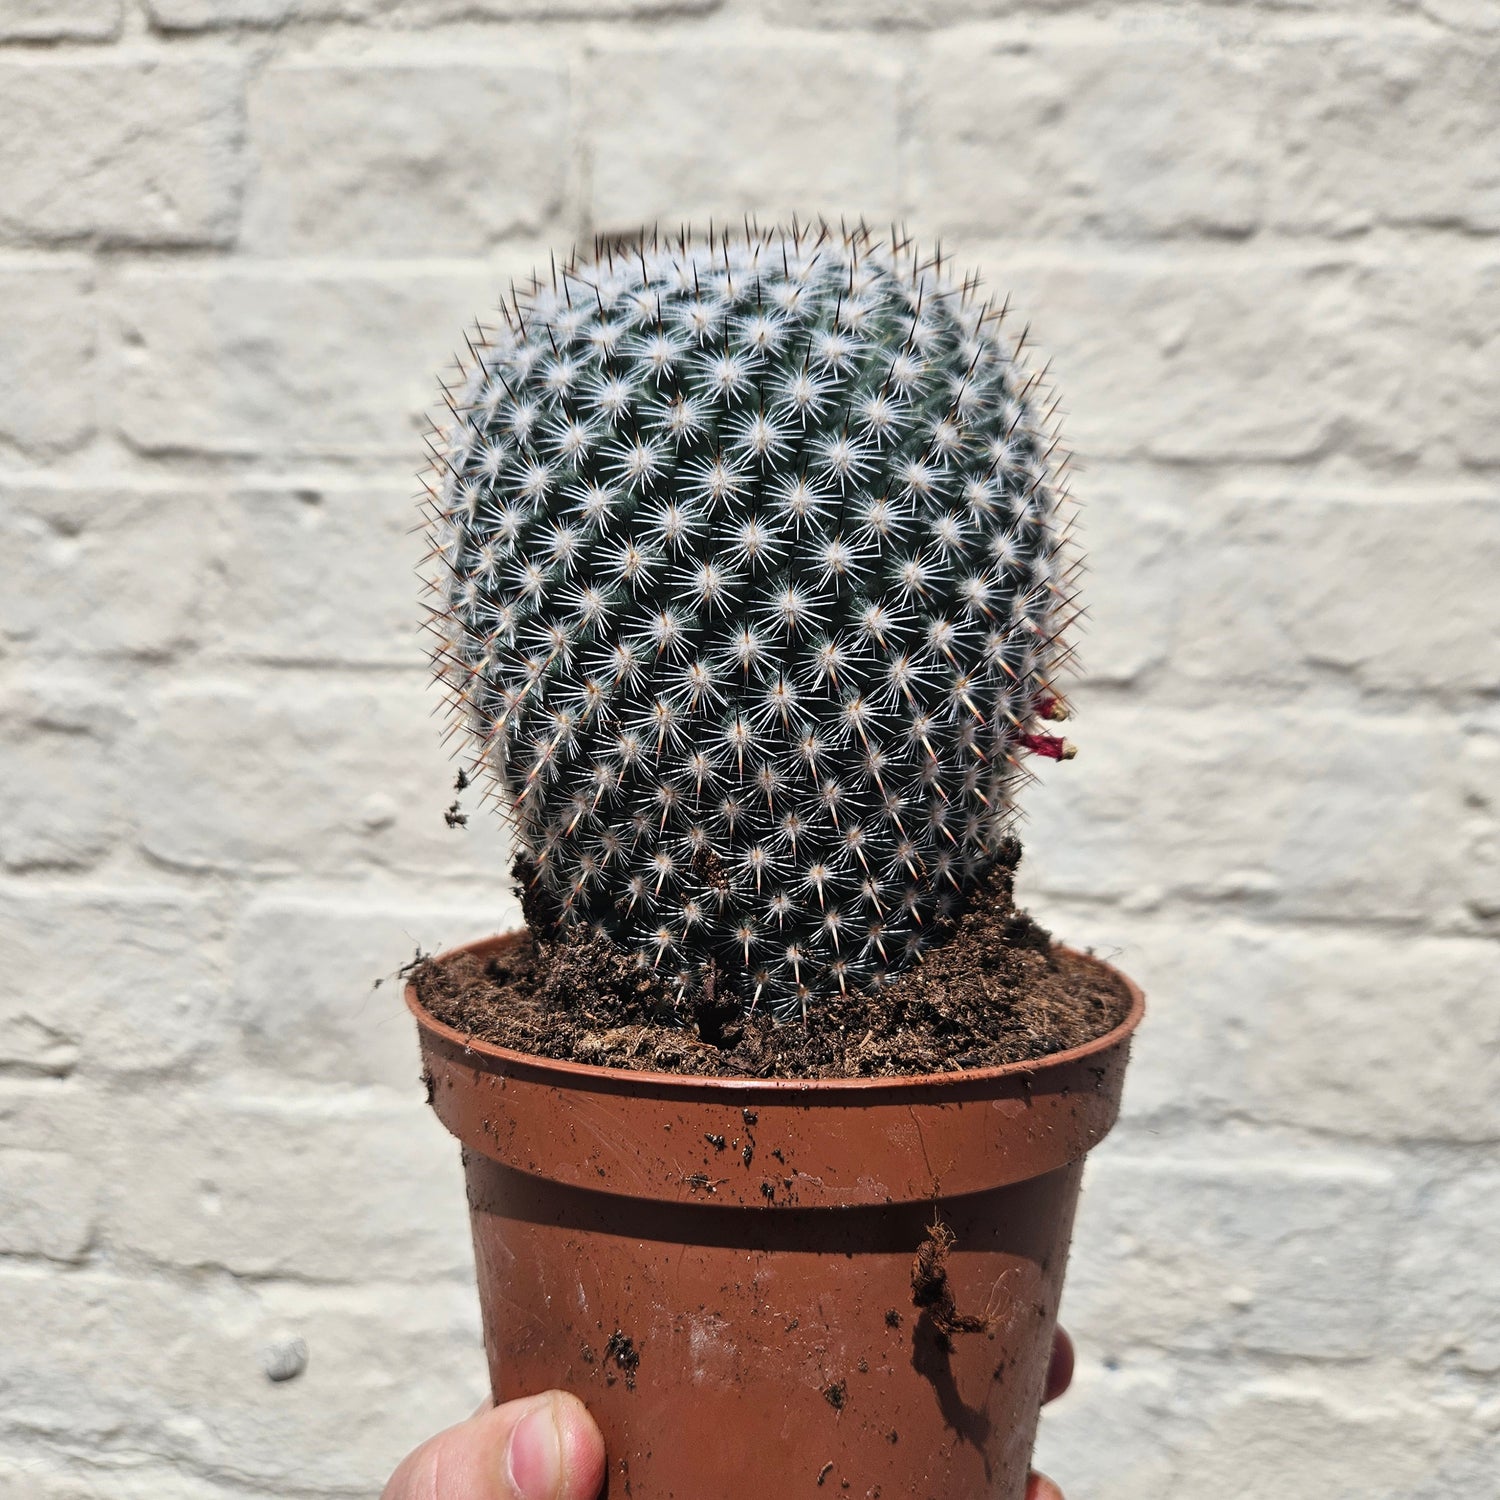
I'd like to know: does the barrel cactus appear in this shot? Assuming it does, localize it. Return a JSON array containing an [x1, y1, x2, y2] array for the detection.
[[422, 222, 1076, 1022]]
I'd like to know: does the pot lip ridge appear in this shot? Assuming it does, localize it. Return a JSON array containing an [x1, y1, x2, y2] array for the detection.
[[406, 929, 1145, 1100]]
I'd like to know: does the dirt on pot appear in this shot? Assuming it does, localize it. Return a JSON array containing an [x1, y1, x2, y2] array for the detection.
[[411, 840, 1130, 1080]]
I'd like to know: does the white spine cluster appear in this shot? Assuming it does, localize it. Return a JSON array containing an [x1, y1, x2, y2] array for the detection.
[[423, 222, 1078, 1022]]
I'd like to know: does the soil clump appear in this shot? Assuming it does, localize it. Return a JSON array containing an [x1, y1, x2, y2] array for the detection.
[[411, 840, 1130, 1080]]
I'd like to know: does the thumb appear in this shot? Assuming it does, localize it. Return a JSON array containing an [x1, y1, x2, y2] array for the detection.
[[382, 1390, 606, 1500]]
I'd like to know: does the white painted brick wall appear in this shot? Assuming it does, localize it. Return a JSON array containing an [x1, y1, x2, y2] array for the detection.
[[1, 3, 1495, 1496], [0, 57, 245, 246]]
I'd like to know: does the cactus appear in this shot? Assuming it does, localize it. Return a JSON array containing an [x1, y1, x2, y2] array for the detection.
[[422, 221, 1077, 1022]]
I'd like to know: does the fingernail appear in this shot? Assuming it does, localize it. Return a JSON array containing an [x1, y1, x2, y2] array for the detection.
[[507, 1400, 563, 1500]]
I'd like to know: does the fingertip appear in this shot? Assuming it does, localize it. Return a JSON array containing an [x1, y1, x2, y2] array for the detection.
[[505, 1399, 564, 1500], [384, 1391, 604, 1500], [547, 1390, 607, 1500], [1026, 1472, 1066, 1500], [1044, 1326, 1075, 1404]]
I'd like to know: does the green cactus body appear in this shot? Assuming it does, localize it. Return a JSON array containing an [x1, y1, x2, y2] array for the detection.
[[425, 222, 1075, 1021]]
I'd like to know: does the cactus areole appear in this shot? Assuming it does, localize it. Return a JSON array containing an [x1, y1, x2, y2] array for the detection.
[[423, 222, 1079, 1023]]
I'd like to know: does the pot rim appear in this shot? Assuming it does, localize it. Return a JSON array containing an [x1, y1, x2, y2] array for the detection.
[[406, 930, 1144, 1100]]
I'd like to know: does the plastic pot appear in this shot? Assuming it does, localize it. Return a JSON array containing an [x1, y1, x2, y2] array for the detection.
[[409, 933, 1143, 1499]]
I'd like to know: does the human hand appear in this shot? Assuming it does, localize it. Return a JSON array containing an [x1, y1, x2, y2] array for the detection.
[[380, 1390, 605, 1500], [382, 1327, 1075, 1499]]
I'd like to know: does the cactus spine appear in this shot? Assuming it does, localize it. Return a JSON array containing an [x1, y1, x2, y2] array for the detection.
[[423, 222, 1076, 1022]]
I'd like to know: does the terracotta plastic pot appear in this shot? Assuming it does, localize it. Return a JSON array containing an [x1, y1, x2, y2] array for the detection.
[[409, 934, 1143, 1500]]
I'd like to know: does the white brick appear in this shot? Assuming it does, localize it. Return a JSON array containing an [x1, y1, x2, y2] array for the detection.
[[914, 34, 1263, 238], [0, 61, 244, 248], [101, 1092, 472, 1283], [128, 676, 513, 878], [0, 0, 120, 39], [1270, 36, 1500, 234], [1170, 490, 1500, 697], [1456, 257, 1500, 467], [111, 266, 492, 458], [1032, 1354, 1181, 1500], [761, 2, 1362, 27], [981, 254, 1332, 462], [1047, 912, 1500, 1145], [0, 481, 423, 667], [1466, 828, 1500, 922], [209, 482, 425, 665], [759, 0, 924, 20], [978, 251, 1479, 466], [243, 61, 568, 256], [0, 1462, 243, 1500], [0, 1267, 482, 1492], [1462, 719, 1500, 922], [1161, 1377, 1439, 1499], [402, 0, 719, 15], [1038, 1356, 1451, 1500], [0, 678, 125, 873], [0, 484, 224, 661], [0, 1085, 98, 1262], [1391, 1165, 1500, 1375], [0, 890, 223, 1079], [230, 894, 518, 1090], [144, 0, 377, 24], [1415, 0, 1500, 30], [1067, 468, 1192, 685], [585, 43, 900, 229], [761, 0, 1091, 21], [149, 0, 710, 20], [0, 265, 94, 455], [1339, 253, 1496, 471], [1067, 1153, 1396, 1359], [1407, 1423, 1500, 1500], [1022, 702, 1466, 923]]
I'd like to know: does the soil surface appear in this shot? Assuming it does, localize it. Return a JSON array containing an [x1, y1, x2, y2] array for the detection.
[[411, 840, 1131, 1080]]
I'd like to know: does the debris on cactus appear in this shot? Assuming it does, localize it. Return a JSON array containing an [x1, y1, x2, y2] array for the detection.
[[422, 220, 1079, 1022]]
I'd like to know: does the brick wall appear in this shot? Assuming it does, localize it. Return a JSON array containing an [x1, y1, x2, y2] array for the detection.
[[2, 2, 1496, 1496]]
